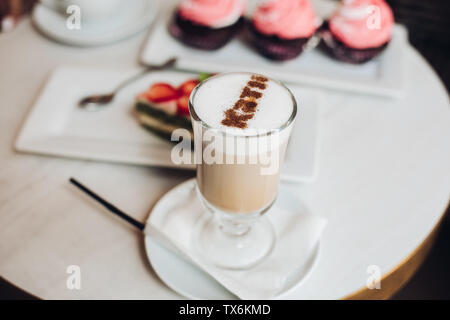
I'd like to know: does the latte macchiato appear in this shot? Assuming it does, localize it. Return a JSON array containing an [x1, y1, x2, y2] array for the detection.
[[190, 73, 296, 214]]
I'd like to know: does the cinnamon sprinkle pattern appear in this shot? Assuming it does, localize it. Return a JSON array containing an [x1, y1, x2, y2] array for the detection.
[[221, 75, 269, 129]]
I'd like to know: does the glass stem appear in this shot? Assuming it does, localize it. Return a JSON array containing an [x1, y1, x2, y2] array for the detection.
[[217, 212, 256, 236]]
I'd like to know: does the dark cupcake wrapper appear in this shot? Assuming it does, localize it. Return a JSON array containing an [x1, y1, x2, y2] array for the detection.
[[319, 21, 389, 64], [169, 12, 244, 51], [247, 22, 311, 61]]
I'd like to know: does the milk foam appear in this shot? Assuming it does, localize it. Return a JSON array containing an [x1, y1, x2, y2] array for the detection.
[[192, 73, 295, 134], [191, 73, 296, 160]]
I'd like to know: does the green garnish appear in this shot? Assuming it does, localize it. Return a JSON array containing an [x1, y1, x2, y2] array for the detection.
[[198, 72, 211, 82]]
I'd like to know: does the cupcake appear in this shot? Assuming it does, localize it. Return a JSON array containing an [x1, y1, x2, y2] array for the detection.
[[320, 0, 394, 64], [249, 0, 320, 61], [169, 0, 246, 50]]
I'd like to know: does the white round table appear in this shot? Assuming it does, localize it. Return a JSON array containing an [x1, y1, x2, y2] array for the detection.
[[0, 19, 449, 299]]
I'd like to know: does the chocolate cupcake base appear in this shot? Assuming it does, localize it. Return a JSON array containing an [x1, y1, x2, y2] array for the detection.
[[248, 23, 309, 61], [169, 12, 244, 50], [320, 26, 388, 64]]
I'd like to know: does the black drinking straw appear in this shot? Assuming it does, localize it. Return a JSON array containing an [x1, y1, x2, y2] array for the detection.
[[69, 177, 145, 231]]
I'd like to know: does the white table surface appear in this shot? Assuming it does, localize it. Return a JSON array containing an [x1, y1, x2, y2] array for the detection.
[[0, 15, 449, 299]]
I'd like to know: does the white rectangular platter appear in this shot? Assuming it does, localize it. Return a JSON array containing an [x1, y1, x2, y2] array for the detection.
[[140, 5, 407, 98], [15, 67, 322, 182]]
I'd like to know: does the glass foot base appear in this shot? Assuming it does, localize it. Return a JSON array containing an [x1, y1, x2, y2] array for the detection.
[[194, 214, 276, 270]]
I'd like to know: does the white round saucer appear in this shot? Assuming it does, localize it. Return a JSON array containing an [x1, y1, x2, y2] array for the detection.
[[31, 0, 158, 47], [144, 179, 320, 300]]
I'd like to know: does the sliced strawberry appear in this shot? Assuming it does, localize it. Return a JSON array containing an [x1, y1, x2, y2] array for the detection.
[[145, 83, 179, 103], [178, 79, 200, 97], [176, 95, 190, 116]]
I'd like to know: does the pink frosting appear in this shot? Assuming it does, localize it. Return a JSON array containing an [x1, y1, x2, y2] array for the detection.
[[252, 0, 318, 39], [329, 0, 394, 49], [178, 0, 246, 28]]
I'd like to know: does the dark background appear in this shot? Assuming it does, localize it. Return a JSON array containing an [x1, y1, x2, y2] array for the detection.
[[0, 0, 449, 299]]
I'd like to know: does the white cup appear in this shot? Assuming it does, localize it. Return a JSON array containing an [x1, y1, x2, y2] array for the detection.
[[40, 0, 122, 22]]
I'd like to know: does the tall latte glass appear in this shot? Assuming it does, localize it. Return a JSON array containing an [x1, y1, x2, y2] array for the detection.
[[189, 72, 297, 269]]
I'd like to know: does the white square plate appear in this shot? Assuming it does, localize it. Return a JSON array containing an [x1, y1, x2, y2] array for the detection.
[[16, 67, 321, 182], [140, 5, 407, 98]]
